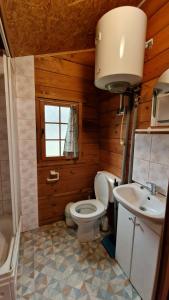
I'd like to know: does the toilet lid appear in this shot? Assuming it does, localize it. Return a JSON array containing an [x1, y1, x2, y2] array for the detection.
[[94, 172, 109, 208]]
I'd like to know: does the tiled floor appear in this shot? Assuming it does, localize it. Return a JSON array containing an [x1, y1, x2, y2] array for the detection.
[[17, 221, 141, 300]]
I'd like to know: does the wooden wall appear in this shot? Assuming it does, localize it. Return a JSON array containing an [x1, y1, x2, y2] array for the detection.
[[35, 1, 169, 224], [99, 0, 169, 178], [98, 93, 125, 178], [138, 0, 169, 128], [35, 52, 100, 225]]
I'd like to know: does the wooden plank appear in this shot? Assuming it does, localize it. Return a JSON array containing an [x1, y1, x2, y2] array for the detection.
[[39, 189, 94, 225], [145, 25, 169, 62], [100, 123, 126, 139], [100, 150, 122, 171], [35, 85, 98, 105], [100, 138, 123, 155], [35, 55, 94, 80], [136, 121, 150, 129], [140, 78, 157, 103], [100, 162, 121, 178], [100, 112, 127, 128], [99, 95, 120, 113], [82, 131, 99, 144], [147, 2, 169, 40], [56, 51, 95, 67], [83, 105, 98, 120], [35, 69, 96, 94], [143, 48, 169, 82], [137, 100, 152, 123], [141, 0, 168, 18]]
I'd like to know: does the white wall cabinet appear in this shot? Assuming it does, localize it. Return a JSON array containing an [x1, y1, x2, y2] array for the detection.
[[116, 204, 161, 300]]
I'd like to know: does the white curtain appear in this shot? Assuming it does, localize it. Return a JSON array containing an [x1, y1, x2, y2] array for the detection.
[[64, 107, 78, 158]]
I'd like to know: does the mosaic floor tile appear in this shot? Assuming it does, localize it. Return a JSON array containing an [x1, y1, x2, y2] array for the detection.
[[17, 221, 141, 300]]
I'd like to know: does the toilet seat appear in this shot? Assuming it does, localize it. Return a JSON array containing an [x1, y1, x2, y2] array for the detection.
[[70, 199, 105, 222]]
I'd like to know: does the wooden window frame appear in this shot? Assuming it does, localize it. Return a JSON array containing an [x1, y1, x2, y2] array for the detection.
[[36, 98, 81, 163]]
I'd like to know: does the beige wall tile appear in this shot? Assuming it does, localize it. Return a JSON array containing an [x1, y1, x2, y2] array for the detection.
[[18, 139, 37, 160], [134, 134, 151, 160], [0, 140, 9, 160], [133, 133, 169, 195], [151, 134, 169, 166], [132, 158, 149, 186], [20, 176, 37, 197], [15, 56, 34, 77], [0, 117, 8, 139], [15, 56, 38, 231], [3, 199, 12, 214], [16, 98, 35, 120], [2, 180, 11, 201], [19, 160, 37, 180], [0, 161, 10, 182], [149, 163, 169, 196], [18, 119, 36, 140], [16, 75, 35, 99]]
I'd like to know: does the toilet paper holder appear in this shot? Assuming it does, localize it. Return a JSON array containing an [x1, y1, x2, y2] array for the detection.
[[47, 170, 59, 183]]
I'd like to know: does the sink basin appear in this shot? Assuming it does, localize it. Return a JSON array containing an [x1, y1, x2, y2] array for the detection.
[[113, 183, 166, 223]]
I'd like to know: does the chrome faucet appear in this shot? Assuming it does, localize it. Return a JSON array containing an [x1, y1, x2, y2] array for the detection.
[[140, 181, 157, 195]]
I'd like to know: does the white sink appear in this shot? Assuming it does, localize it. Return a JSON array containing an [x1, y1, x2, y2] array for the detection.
[[113, 183, 166, 223]]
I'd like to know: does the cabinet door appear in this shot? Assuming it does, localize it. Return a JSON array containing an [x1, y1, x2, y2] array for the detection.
[[130, 218, 160, 300], [115, 204, 135, 277]]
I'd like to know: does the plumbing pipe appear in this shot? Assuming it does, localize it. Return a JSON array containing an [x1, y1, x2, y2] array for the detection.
[[121, 95, 131, 184], [128, 95, 139, 183]]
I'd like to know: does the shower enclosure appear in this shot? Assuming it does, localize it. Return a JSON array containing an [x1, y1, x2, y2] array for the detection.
[[0, 54, 21, 299]]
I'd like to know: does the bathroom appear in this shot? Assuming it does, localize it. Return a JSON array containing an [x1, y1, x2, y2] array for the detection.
[[0, 0, 169, 299]]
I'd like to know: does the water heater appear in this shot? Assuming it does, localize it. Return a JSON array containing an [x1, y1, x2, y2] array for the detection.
[[95, 6, 147, 93]]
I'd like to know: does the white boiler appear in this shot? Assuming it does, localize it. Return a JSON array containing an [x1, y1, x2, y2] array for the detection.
[[95, 6, 147, 93]]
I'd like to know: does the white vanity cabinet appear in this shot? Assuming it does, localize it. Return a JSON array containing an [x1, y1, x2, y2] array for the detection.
[[116, 204, 161, 300], [116, 204, 135, 276], [130, 218, 160, 300]]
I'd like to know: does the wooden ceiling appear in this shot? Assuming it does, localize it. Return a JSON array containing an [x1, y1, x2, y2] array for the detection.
[[0, 0, 141, 57]]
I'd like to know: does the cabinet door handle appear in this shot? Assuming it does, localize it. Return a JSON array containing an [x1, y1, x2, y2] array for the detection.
[[135, 223, 144, 232], [129, 217, 134, 223]]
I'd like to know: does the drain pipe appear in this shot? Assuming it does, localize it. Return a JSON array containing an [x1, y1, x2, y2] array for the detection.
[[121, 95, 131, 184], [128, 95, 139, 183]]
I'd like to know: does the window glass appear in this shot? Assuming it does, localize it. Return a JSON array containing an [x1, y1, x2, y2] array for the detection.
[[61, 141, 65, 156], [45, 124, 59, 139], [46, 141, 60, 157], [61, 107, 70, 123], [61, 124, 68, 139], [42, 103, 77, 159], [45, 105, 59, 123]]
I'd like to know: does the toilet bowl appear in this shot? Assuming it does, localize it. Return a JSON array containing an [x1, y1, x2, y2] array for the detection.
[[70, 171, 120, 242]]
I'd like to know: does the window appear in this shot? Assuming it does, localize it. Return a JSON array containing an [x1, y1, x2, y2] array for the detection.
[[38, 99, 79, 161], [45, 105, 70, 157]]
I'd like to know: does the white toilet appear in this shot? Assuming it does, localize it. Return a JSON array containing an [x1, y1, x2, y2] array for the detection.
[[70, 171, 119, 242]]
